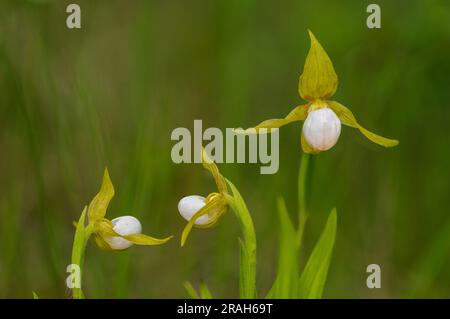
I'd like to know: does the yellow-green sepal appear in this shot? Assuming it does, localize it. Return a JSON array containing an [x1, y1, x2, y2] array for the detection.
[[234, 104, 309, 134], [327, 100, 399, 147], [202, 148, 228, 194], [88, 168, 115, 223], [299, 30, 338, 101]]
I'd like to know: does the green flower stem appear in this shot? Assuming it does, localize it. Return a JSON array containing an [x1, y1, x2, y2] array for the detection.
[[297, 153, 311, 246], [225, 180, 257, 299], [70, 207, 94, 299]]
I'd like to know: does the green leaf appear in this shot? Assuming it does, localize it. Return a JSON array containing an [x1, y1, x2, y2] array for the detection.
[[183, 281, 200, 299], [32, 291, 39, 299], [298, 208, 337, 299], [327, 100, 399, 147], [226, 180, 257, 299], [71, 206, 88, 299], [266, 197, 299, 298], [199, 282, 213, 299]]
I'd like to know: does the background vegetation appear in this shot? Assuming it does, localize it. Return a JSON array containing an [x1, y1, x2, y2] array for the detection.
[[0, 0, 449, 298]]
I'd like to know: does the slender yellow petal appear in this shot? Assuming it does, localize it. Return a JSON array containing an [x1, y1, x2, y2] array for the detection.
[[202, 148, 228, 194], [327, 100, 399, 147], [299, 30, 338, 100], [121, 233, 173, 246], [88, 168, 115, 223], [234, 104, 309, 134], [301, 131, 320, 154], [181, 195, 225, 247], [96, 218, 172, 248]]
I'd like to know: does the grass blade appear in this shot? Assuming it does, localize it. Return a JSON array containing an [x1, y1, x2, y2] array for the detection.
[[199, 282, 213, 299], [183, 281, 200, 299], [298, 208, 337, 299], [266, 197, 299, 298]]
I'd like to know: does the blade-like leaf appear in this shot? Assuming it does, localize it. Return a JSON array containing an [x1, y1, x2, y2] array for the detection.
[[226, 180, 257, 299], [266, 197, 299, 298], [199, 282, 213, 299], [298, 208, 337, 299], [71, 206, 88, 299], [32, 291, 39, 299], [183, 281, 200, 299]]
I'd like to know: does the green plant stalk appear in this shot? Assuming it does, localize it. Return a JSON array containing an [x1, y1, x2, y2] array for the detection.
[[225, 180, 257, 299], [297, 153, 311, 246], [70, 207, 94, 299]]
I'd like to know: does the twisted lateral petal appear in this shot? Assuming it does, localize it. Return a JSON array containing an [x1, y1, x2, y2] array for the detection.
[[234, 104, 309, 134], [98, 217, 172, 250], [202, 148, 228, 194], [88, 168, 115, 223], [181, 195, 226, 247], [299, 30, 338, 101], [327, 100, 399, 147]]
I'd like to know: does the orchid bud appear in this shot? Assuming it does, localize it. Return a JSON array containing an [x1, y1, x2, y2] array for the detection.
[[178, 195, 213, 225], [302, 107, 341, 151], [104, 215, 142, 250]]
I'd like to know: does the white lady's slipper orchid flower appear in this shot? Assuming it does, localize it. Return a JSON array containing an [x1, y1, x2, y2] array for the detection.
[[178, 195, 214, 225], [236, 30, 398, 154], [179, 149, 229, 247], [104, 216, 142, 250], [83, 169, 172, 251], [302, 107, 341, 151]]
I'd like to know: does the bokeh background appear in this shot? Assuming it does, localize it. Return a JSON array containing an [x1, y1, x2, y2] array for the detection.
[[1, 0, 449, 298]]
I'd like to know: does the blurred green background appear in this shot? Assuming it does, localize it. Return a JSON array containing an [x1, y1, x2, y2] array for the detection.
[[1, 0, 449, 298]]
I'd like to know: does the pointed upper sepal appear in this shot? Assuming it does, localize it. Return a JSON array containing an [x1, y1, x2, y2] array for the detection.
[[88, 168, 115, 223], [327, 101, 399, 147], [202, 148, 228, 194], [299, 30, 338, 101]]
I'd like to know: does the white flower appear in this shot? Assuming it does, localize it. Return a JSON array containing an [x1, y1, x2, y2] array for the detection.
[[104, 215, 142, 250], [302, 107, 341, 151], [178, 195, 213, 225]]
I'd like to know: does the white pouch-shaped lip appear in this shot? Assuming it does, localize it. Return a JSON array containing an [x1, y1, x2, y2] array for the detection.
[[104, 215, 142, 250], [302, 107, 341, 151], [178, 195, 213, 225]]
